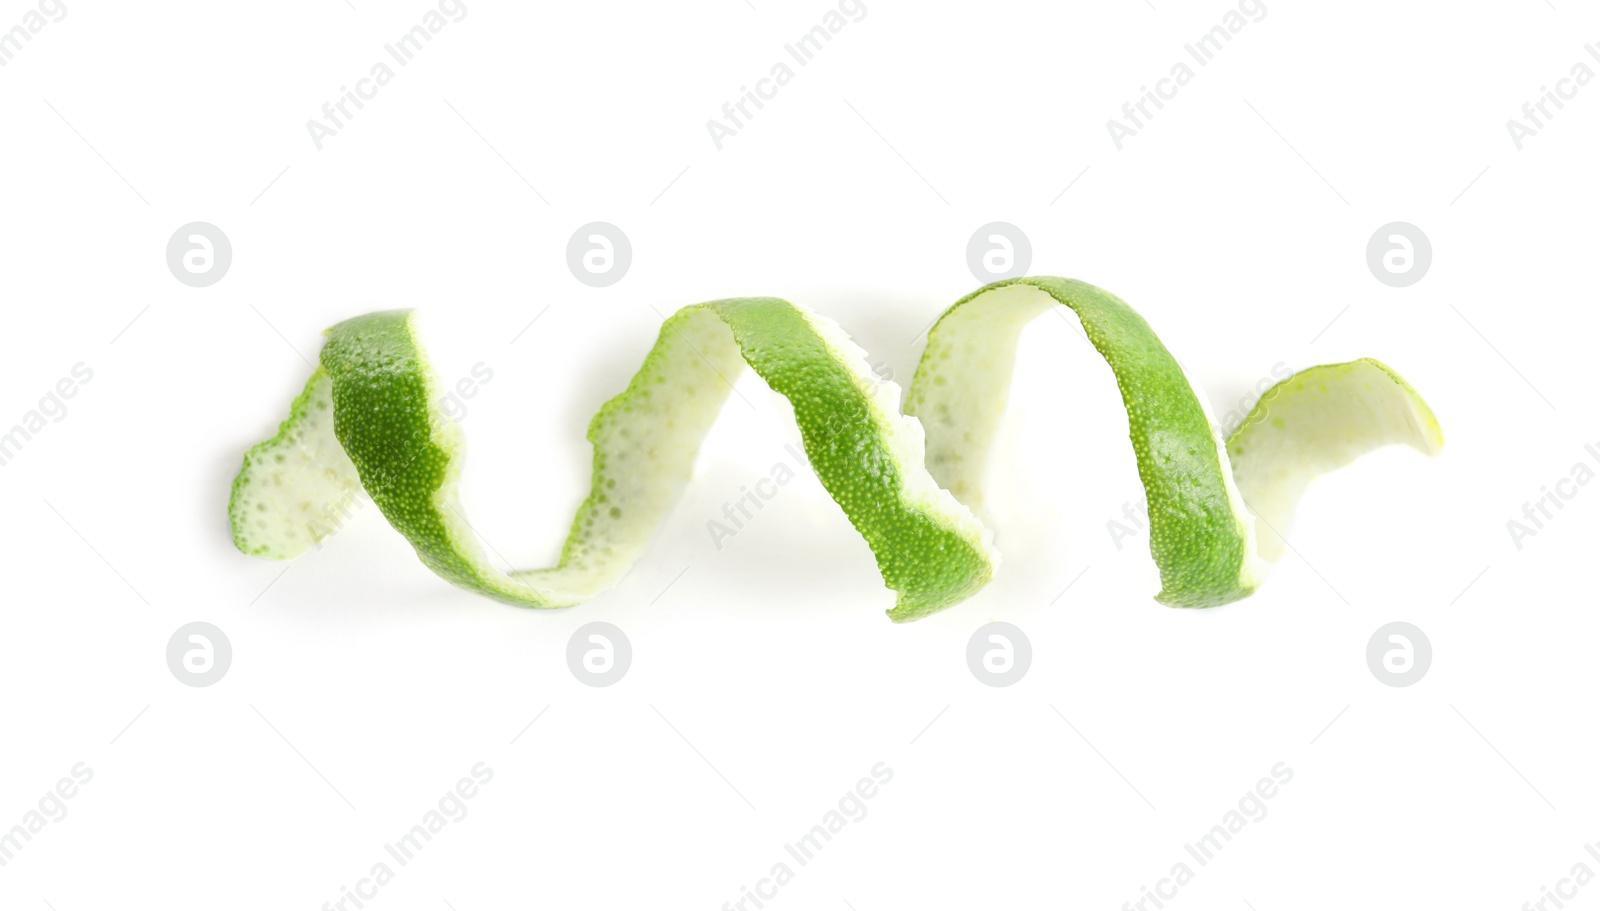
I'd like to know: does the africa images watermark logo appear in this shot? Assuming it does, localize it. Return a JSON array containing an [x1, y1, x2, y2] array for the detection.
[[705, 350, 892, 552], [706, 443, 808, 551], [1505, 44, 1600, 150], [0, 762, 93, 870], [305, 0, 469, 150], [1505, 441, 1600, 550], [0, 363, 93, 470], [705, 0, 868, 150], [1121, 762, 1293, 909], [320, 762, 494, 910], [1519, 843, 1600, 911], [0, 0, 67, 69], [720, 762, 893, 910], [1105, 0, 1268, 150]]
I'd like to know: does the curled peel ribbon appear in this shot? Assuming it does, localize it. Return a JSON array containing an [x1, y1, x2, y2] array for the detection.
[[230, 277, 1442, 621]]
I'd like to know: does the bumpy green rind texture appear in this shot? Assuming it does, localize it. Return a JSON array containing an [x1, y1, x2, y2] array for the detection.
[[319, 310, 498, 598], [908, 277, 1258, 608], [229, 278, 1444, 621], [244, 301, 995, 619], [707, 299, 993, 620]]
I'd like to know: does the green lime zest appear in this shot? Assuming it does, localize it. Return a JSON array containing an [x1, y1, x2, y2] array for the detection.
[[229, 278, 1442, 621]]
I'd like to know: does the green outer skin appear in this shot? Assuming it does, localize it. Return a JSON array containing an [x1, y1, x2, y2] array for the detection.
[[909, 277, 1256, 608], [318, 309, 495, 597], [314, 302, 992, 620], [706, 299, 992, 621], [230, 277, 1444, 620]]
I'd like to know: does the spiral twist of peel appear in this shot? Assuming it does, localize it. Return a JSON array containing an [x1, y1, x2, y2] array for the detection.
[[229, 277, 1443, 621]]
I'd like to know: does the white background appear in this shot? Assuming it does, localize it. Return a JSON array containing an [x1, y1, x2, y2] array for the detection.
[[1, 0, 1596, 908]]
